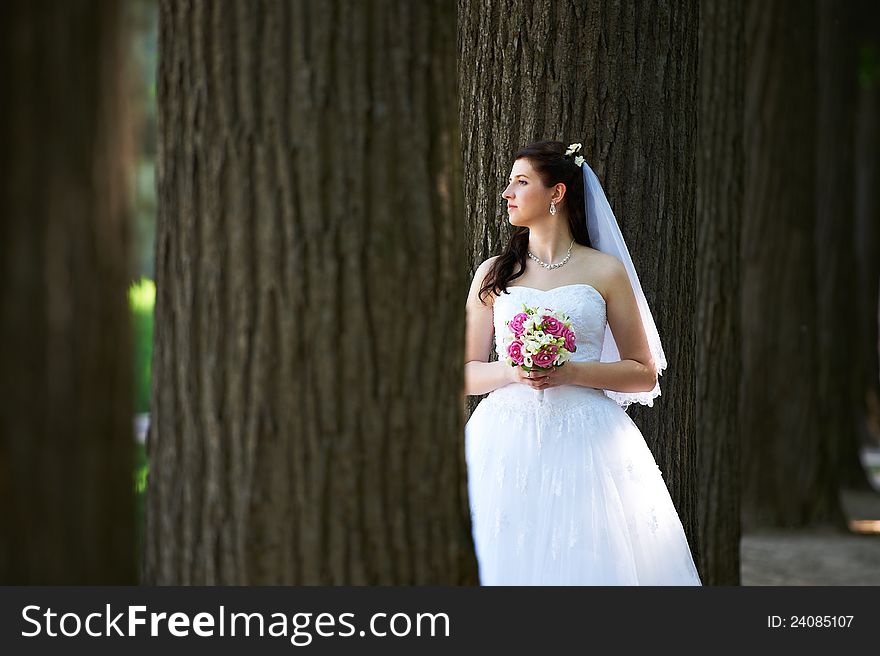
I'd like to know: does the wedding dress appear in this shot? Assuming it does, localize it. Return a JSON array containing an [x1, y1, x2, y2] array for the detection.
[[465, 283, 702, 585]]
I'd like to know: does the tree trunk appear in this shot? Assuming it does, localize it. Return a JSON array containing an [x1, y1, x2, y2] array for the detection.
[[854, 5, 880, 457], [741, 0, 845, 530], [696, 0, 743, 585], [815, 0, 869, 491], [458, 0, 701, 559], [0, 0, 134, 583], [144, 0, 475, 585]]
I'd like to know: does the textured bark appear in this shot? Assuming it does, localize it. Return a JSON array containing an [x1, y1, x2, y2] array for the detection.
[[0, 0, 135, 583], [696, 0, 743, 585], [144, 0, 475, 585], [458, 0, 701, 560], [741, 0, 845, 530], [815, 0, 868, 491]]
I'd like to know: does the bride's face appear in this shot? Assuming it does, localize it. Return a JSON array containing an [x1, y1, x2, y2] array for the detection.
[[501, 158, 554, 227]]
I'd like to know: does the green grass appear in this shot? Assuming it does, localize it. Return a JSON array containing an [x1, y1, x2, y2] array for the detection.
[[129, 277, 154, 574], [134, 440, 148, 574], [128, 277, 155, 414]]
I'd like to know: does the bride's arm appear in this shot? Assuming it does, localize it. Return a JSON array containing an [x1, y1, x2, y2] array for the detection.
[[463, 258, 516, 396], [554, 259, 657, 393]]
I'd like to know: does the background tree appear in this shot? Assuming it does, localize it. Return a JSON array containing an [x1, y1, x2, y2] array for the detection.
[[741, 0, 845, 529], [0, 0, 135, 584], [143, 0, 475, 585], [696, 0, 744, 585], [854, 3, 880, 465], [815, 0, 869, 491], [458, 0, 702, 561]]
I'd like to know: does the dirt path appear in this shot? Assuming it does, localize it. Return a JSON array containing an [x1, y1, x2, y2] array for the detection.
[[740, 489, 880, 585]]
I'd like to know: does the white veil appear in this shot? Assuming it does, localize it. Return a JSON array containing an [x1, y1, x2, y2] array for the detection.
[[581, 161, 666, 409]]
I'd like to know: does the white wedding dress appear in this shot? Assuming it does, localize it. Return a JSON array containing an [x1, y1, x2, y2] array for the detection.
[[465, 284, 702, 585]]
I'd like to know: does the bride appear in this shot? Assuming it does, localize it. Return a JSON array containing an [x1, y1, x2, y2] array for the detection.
[[464, 141, 702, 585]]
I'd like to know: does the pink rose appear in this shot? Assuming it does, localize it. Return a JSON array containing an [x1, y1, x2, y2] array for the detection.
[[508, 312, 529, 336], [532, 348, 556, 368], [563, 328, 576, 352], [541, 315, 564, 337], [507, 339, 525, 365]]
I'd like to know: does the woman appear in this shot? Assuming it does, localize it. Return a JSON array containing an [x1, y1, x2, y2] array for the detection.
[[464, 141, 702, 585]]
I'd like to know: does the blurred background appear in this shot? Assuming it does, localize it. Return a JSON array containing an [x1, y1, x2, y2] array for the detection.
[[128, 0, 157, 576]]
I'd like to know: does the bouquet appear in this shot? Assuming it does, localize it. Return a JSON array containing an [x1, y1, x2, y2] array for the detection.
[[503, 304, 577, 401]]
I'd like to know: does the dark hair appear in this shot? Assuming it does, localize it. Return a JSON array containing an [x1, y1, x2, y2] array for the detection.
[[478, 141, 592, 303]]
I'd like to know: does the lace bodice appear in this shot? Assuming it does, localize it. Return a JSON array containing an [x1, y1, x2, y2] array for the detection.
[[493, 284, 607, 363]]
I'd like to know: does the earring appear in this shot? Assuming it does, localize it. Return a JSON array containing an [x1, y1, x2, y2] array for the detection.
[[549, 201, 557, 216]]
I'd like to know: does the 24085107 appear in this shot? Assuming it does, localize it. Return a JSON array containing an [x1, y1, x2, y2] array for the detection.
[[767, 615, 854, 629]]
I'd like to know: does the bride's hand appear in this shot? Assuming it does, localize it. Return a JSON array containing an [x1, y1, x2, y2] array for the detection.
[[512, 366, 552, 389], [534, 364, 574, 389]]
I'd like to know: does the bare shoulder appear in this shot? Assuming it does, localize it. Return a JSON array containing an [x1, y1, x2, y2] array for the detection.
[[578, 247, 626, 295], [468, 255, 501, 306], [583, 248, 623, 272], [472, 255, 502, 288], [475, 255, 500, 274]]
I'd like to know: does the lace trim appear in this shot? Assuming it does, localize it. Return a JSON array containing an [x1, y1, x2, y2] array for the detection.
[[603, 362, 666, 409]]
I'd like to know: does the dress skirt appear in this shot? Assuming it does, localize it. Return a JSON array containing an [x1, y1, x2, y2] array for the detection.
[[465, 383, 702, 586]]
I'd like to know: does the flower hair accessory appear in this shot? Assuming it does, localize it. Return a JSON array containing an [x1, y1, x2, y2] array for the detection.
[[564, 142, 585, 167]]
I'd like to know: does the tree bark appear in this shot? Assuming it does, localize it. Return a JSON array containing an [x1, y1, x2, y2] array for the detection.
[[741, 0, 845, 530], [144, 0, 475, 585], [696, 0, 743, 585], [0, 0, 135, 583], [458, 0, 701, 560]]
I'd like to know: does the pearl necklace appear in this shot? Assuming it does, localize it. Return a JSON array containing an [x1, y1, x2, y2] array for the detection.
[[528, 239, 575, 270]]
